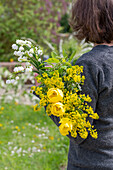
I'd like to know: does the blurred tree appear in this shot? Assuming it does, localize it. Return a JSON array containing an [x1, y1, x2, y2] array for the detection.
[[0, 0, 71, 61]]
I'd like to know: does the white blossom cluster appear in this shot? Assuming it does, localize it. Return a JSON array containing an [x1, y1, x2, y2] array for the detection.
[[12, 39, 43, 63], [6, 39, 43, 85], [6, 76, 19, 85], [13, 66, 24, 73]]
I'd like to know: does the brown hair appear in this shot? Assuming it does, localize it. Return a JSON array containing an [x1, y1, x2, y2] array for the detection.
[[70, 0, 113, 43]]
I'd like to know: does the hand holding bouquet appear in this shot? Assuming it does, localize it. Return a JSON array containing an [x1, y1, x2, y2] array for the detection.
[[7, 39, 99, 139]]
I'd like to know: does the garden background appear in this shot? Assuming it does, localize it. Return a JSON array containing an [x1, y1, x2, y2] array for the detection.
[[0, 1, 93, 170]]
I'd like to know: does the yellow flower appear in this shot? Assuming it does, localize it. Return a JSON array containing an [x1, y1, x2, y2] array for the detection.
[[10, 58, 14, 62], [42, 72, 48, 78], [89, 113, 99, 119], [59, 118, 73, 136], [15, 102, 18, 105], [0, 107, 4, 111], [47, 88, 63, 103], [34, 104, 41, 111], [15, 126, 19, 129], [51, 102, 65, 117], [0, 123, 3, 127], [90, 129, 98, 139], [31, 86, 36, 91], [49, 136, 54, 140]]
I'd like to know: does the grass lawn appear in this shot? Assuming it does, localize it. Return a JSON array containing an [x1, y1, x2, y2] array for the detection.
[[0, 103, 69, 170]]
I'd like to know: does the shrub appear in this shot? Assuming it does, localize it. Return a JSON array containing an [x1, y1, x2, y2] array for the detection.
[[0, 0, 71, 62]]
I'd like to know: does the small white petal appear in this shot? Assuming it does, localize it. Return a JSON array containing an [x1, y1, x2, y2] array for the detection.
[[26, 62, 31, 66], [37, 50, 43, 55], [18, 57, 22, 62], [6, 80, 11, 84], [19, 46, 24, 51], [29, 48, 34, 53], [16, 76, 19, 80], [31, 140, 35, 143], [14, 51, 18, 56], [12, 44, 18, 50], [38, 58, 41, 62], [26, 68, 32, 73], [13, 67, 18, 72], [10, 79, 15, 84], [29, 53, 33, 57]]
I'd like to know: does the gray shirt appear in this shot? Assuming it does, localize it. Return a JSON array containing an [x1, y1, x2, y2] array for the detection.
[[50, 45, 113, 170]]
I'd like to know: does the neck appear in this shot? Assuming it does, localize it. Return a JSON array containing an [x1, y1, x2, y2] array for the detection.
[[95, 41, 113, 46]]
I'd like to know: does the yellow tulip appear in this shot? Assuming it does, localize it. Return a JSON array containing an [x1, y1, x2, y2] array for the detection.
[[51, 102, 65, 117], [47, 88, 63, 103]]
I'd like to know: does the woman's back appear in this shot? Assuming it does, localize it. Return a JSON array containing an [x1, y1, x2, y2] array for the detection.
[[67, 45, 113, 170]]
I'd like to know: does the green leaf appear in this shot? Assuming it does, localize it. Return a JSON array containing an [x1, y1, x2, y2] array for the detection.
[[51, 51, 57, 58], [44, 58, 60, 64], [41, 67, 53, 70], [68, 49, 77, 62]]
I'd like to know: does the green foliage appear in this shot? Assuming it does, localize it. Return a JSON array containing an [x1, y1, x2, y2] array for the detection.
[[0, 0, 71, 62], [59, 13, 72, 33], [62, 37, 94, 64]]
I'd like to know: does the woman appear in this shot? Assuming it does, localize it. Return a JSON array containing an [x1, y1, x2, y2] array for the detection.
[[49, 0, 113, 169]]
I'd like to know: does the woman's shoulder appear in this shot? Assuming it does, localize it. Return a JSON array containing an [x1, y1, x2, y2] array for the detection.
[[75, 45, 110, 67]]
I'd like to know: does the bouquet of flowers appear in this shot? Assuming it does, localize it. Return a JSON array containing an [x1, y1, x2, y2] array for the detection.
[[7, 39, 99, 139]]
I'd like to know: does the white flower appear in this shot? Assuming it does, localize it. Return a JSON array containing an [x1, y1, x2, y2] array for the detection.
[[38, 58, 41, 62], [37, 49, 43, 55], [6, 80, 11, 84], [26, 68, 32, 73], [29, 53, 33, 57], [29, 65, 33, 69], [12, 44, 18, 50], [25, 51, 33, 57], [32, 147, 37, 152], [17, 51, 24, 57], [18, 66, 24, 72], [16, 76, 19, 80], [37, 149, 41, 152], [18, 57, 22, 62], [10, 120, 14, 123], [8, 142, 13, 145], [13, 67, 18, 73], [14, 146, 17, 150], [31, 140, 35, 143], [26, 44, 31, 48], [16, 40, 25, 45], [10, 79, 15, 84], [26, 62, 31, 66], [19, 46, 24, 51], [25, 40, 32, 45], [11, 150, 15, 155], [35, 47, 38, 51], [14, 51, 18, 56], [20, 56, 27, 61], [29, 48, 34, 53], [16, 148, 22, 154], [14, 66, 24, 73]]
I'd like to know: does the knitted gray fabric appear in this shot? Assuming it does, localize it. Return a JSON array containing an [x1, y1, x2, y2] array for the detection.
[[50, 45, 113, 170]]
